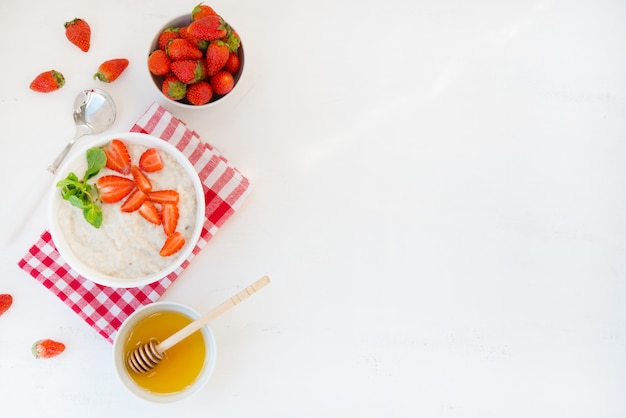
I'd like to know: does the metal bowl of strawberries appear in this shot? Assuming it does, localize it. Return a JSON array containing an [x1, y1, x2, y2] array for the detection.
[[48, 132, 205, 288], [147, 5, 244, 107]]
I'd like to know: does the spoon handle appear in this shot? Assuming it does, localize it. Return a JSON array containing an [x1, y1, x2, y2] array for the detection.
[[157, 275, 271, 353], [48, 129, 85, 174]]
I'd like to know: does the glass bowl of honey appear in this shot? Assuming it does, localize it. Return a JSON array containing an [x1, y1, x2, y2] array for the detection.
[[112, 302, 217, 402]]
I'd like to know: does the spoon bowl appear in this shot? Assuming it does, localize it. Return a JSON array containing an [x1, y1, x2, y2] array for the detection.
[[48, 88, 116, 174]]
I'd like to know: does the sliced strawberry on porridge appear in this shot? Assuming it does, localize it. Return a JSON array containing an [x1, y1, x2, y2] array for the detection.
[[96, 175, 135, 203], [102, 139, 132, 174]]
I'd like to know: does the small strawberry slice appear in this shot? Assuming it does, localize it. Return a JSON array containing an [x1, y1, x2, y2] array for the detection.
[[160, 231, 185, 257], [0, 294, 13, 317], [102, 139, 131, 174], [139, 148, 163, 172], [138, 201, 161, 225], [32, 339, 65, 359], [148, 189, 179, 204], [97, 175, 135, 203], [162, 202, 179, 236], [121, 189, 147, 212], [131, 165, 152, 192]]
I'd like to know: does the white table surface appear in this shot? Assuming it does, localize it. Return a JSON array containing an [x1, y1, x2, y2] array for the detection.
[[1, 0, 625, 416]]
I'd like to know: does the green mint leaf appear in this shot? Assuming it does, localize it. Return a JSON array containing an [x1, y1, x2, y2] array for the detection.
[[68, 194, 87, 209], [84, 148, 106, 180], [84, 205, 103, 228]]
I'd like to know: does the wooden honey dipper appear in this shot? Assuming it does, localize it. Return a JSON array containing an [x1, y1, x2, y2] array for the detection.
[[127, 275, 271, 374]]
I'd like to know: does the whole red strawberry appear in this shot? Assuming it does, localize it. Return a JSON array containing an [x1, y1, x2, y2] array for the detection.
[[32, 339, 66, 359], [166, 38, 203, 61], [210, 70, 234, 95], [187, 15, 227, 41], [64, 18, 91, 52], [0, 294, 12, 317], [148, 49, 171, 76], [223, 52, 240, 74], [171, 59, 206, 84], [94, 58, 129, 83], [162, 75, 187, 101], [30, 70, 65, 92], [205, 40, 229, 76], [186, 81, 213, 105], [191, 3, 217, 21], [158, 27, 180, 50], [179, 26, 209, 52]]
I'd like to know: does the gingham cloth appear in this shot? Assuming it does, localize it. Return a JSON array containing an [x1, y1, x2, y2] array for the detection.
[[18, 102, 252, 343]]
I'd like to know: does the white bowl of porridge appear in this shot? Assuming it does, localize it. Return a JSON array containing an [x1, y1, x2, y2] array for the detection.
[[48, 132, 205, 288]]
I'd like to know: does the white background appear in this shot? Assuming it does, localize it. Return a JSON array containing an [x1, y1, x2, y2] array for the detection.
[[1, 0, 625, 416]]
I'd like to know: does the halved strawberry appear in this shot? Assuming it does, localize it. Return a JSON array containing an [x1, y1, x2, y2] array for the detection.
[[138, 201, 161, 225], [131, 165, 152, 192], [159, 231, 185, 257], [162, 202, 179, 236], [32, 339, 65, 359], [121, 189, 147, 212], [138, 148, 163, 172], [97, 175, 135, 203], [102, 139, 131, 174], [148, 189, 179, 204]]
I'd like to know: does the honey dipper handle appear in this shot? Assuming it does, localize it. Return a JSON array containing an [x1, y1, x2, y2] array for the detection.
[[157, 276, 271, 353]]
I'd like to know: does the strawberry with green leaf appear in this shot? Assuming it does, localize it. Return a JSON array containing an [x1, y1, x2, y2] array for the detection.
[[187, 15, 227, 41], [94, 58, 129, 83], [64, 18, 91, 52], [171, 59, 206, 84], [30, 70, 65, 93], [192, 3, 217, 21], [162, 75, 187, 101], [32, 339, 65, 359]]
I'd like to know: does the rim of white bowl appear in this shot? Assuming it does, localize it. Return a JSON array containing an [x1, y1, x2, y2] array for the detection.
[[48, 132, 205, 288], [112, 302, 217, 403], [147, 14, 245, 109]]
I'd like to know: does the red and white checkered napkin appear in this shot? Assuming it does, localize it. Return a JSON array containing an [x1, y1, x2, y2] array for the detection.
[[18, 102, 252, 343]]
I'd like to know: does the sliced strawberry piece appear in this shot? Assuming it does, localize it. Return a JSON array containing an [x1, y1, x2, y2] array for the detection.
[[97, 175, 135, 203], [102, 139, 131, 174], [131, 165, 152, 192], [32, 339, 65, 359], [121, 188, 147, 212], [139, 148, 164, 172], [162, 202, 179, 236], [148, 189, 179, 204], [138, 201, 161, 225], [0, 294, 13, 317], [159, 231, 185, 257]]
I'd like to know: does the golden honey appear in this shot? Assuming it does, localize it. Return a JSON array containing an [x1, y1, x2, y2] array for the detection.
[[123, 310, 206, 394]]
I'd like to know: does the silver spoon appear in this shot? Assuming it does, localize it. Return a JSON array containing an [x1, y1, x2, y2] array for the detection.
[[0, 89, 116, 247], [48, 88, 116, 174]]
